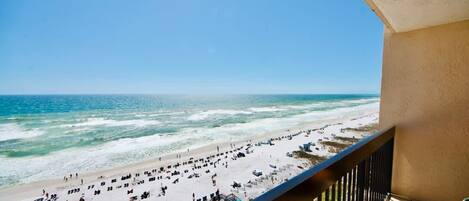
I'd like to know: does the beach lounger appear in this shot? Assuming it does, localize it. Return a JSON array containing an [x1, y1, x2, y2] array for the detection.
[[252, 170, 263, 177]]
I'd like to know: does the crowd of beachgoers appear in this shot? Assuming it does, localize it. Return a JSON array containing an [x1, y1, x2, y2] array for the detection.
[[1, 111, 379, 201]]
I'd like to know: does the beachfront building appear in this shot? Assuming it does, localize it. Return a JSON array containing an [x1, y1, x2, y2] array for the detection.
[[257, 1, 469, 201]]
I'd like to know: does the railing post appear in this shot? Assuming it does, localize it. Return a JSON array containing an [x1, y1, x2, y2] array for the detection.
[[357, 161, 365, 201], [338, 177, 342, 201], [385, 138, 394, 196]]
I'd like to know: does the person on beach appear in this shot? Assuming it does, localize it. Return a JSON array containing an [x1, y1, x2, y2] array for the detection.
[[217, 146, 219, 152], [76, 173, 78, 178], [81, 179, 83, 185]]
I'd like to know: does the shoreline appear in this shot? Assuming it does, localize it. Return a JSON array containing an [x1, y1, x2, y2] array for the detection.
[[0, 105, 379, 201]]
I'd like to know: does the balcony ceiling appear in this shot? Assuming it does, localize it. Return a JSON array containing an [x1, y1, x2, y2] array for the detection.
[[366, 0, 469, 32]]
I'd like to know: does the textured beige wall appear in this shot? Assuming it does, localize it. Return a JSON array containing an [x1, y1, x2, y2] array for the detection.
[[379, 20, 469, 201]]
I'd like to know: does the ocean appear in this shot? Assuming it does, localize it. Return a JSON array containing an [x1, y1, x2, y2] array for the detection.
[[0, 94, 379, 187]]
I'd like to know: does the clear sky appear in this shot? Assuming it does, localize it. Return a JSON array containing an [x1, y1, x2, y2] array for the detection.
[[0, 0, 383, 95]]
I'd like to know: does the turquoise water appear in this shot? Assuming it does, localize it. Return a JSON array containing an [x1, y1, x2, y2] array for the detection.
[[0, 94, 379, 186]]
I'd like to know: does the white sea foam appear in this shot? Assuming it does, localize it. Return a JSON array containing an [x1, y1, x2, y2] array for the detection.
[[0, 130, 197, 185], [148, 111, 186, 117], [183, 102, 380, 143], [187, 109, 253, 121], [106, 119, 161, 127], [0, 99, 380, 187], [62, 118, 161, 128], [248, 106, 286, 112], [284, 103, 322, 110], [0, 123, 44, 141]]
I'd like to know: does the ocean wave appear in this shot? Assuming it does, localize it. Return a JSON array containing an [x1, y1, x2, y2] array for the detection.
[[248, 106, 286, 112], [61, 118, 161, 128], [187, 109, 253, 121], [185, 101, 380, 141], [0, 123, 44, 141], [335, 98, 380, 106], [0, 101, 380, 187], [283, 103, 323, 110], [281, 98, 379, 110], [0, 130, 200, 186], [147, 111, 186, 117]]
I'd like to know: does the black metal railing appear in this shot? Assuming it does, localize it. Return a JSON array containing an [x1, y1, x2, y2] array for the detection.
[[254, 127, 395, 201]]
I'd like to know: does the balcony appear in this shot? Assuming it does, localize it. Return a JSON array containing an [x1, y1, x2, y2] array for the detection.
[[255, 127, 395, 201]]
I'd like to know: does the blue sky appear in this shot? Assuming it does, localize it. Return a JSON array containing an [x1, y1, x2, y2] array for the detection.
[[0, 0, 383, 94]]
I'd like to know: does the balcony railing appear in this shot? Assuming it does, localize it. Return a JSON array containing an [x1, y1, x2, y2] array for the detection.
[[255, 127, 395, 201]]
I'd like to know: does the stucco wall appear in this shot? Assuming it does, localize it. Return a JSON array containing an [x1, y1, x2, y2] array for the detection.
[[379, 20, 469, 201]]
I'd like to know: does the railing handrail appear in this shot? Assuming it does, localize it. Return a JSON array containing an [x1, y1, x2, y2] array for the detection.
[[254, 126, 395, 201]]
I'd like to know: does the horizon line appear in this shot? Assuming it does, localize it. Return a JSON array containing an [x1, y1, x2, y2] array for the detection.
[[0, 92, 381, 96]]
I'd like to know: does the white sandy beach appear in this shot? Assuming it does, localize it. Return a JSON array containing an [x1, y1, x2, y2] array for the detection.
[[0, 105, 379, 201]]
